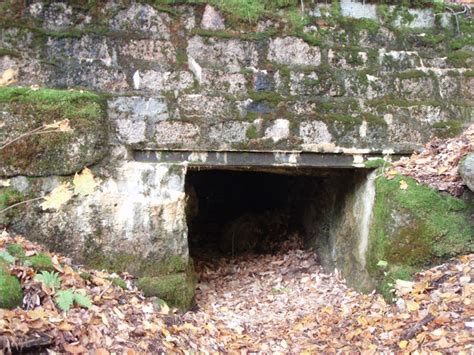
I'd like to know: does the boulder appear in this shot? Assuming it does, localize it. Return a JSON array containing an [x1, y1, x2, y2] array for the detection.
[[459, 153, 474, 192]]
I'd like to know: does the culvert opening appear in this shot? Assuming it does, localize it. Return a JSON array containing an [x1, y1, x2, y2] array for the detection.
[[185, 167, 369, 262]]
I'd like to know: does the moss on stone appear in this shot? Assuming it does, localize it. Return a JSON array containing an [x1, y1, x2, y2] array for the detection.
[[0, 188, 24, 211], [364, 158, 389, 169], [446, 51, 473, 68], [29, 253, 54, 272], [360, 112, 387, 126], [0, 87, 107, 176], [319, 113, 361, 125], [86, 250, 191, 278], [368, 96, 441, 110], [248, 91, 284, 106], [0, 273, 23, 309], [432, 120, 464, 138], [138, 273, 196, 310], [0, 47, 20, 57], [246, 126, 258, 139], [397, 70, 429, 80], [367, 174, 473, 300]]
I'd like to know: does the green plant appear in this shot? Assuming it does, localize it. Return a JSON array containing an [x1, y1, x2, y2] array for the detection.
[[55, 289, 92, 312], [34, 270, 61, 290]]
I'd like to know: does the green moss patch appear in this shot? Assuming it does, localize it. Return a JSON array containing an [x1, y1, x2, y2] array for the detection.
[[367, 174, 473, 300], [138, 273, 196, 310], [0, 47, 21, 57], [6, 244, 25, 260], [29, 253, 54, 272], [0, 87, 107, 177], [109, 277, 127, 289], [432, 120, 464, 138], [0, 273, 23, 309], [364, 158, 389, 169], [0, 188, 24, 211], [86, 250, 191, 278], [446, 51, 473, 68]]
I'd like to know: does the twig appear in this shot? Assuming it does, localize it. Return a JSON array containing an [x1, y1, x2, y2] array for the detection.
[[0, 125, 45, 150], [0, 197, 44, 214], [99, 284, 112, 298], [400, 313, 435, 340]]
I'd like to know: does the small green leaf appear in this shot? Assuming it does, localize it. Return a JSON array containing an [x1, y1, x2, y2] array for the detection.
[[0, 251, 15, 264], [73, 292, 92, 309], [55, 290, 74, 312], [377, 260, 388, 268]]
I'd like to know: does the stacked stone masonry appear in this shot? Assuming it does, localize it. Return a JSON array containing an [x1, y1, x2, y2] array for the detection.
[[0, 1, 472, 155]]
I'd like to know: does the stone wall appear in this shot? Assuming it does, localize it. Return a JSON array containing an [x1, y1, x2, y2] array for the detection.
[[0, 1, 473, 303], [1, 1, 472, 155]]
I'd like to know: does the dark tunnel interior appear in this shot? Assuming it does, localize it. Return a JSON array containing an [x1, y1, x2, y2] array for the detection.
[[185, 168, 363, 260]]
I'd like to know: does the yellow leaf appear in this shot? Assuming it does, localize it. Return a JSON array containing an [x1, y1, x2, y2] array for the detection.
[[406, 300, 420, 312], [399, 180, 408, 190], [73, 167, 98, 196], [159, 302, 170, 315], [0, 68, 18, 87], [0, 179, 10, 187], [41, 183, 74, 210], [58, 119, 73, 132], [399, 340, 408, 349]]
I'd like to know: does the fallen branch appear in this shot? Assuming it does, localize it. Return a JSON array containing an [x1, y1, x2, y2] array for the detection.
[[400, 313, 435, 340]]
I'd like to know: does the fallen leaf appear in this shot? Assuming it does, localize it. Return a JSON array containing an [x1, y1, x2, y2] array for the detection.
[[73, 168, 98, 196], [41, 183, 74, 210], [0, 68, 18, 86], [63, 343, 88, 354]]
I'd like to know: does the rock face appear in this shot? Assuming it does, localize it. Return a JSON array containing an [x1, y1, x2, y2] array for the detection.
[[0, 88, 107, 177], [460, 153, 474, 191], [366, 175, 473, 299], [0, 3, 472, 153], [201, 5, 225, 30], [0, 1, 473, 306]]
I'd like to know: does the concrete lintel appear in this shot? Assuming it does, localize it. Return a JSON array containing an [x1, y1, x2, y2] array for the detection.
[[133, 150, 406, 169]]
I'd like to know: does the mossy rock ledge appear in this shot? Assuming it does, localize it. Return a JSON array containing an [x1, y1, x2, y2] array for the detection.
[[138, 273, 197, 311], [367, 174, 473, 300], [0, 87, 107, 177]]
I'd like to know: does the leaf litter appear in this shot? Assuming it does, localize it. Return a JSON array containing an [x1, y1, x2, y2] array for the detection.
[[389, 124, 473, 196], [0, 232, 472, 353]]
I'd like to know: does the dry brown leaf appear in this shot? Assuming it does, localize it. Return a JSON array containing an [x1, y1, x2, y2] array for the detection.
[[63, 343, 88, 354]]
